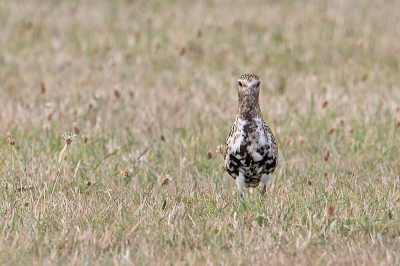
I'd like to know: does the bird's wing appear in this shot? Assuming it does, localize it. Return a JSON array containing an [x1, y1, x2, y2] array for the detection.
[[261, 121, 279, 164]]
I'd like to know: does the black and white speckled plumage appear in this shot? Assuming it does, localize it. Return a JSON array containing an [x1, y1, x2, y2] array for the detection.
[[224, 73, 278, 198]]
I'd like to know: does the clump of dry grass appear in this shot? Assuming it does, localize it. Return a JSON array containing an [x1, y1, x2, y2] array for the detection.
[[0, 0, 399, 265]]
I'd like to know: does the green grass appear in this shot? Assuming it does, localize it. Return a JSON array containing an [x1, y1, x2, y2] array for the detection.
[[1, 0, 400, 264]]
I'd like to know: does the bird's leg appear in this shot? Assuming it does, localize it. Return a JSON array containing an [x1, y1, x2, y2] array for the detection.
[[260, 174, 271, 195], [236, 172, 245, 199]]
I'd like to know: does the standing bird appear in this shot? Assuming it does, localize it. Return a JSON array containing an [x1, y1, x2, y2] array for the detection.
[[224, 73, 278, 199]]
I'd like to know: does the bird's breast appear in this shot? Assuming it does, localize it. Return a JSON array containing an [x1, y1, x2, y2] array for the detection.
[[227, 118, 272, 162]]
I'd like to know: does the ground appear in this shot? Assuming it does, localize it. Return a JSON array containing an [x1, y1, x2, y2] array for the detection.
[[0, 0, 399, 265]]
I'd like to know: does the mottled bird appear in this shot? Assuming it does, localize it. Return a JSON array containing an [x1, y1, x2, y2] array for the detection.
[[224, 73, 278, 199]]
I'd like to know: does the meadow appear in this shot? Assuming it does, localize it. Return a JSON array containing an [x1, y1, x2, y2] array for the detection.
[[0, 0, 399, 264]]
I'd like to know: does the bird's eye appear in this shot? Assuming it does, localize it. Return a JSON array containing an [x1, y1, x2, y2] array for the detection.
[[238, 81, 242, 87], [256, 82, 260, 87]]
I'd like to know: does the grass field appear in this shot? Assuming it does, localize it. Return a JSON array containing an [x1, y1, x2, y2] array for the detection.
[[1, 0, 400, 264]]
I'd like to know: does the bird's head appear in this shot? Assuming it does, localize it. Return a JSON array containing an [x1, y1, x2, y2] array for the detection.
[[237, 73, 261, 100], [236, 73, 262, 119]]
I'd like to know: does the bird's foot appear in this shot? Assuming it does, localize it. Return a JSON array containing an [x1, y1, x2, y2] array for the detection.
[[261, 184, 267, 196]]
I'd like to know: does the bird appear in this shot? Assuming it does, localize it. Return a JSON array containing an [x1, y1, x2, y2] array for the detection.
[[224, 73, 278, 199]]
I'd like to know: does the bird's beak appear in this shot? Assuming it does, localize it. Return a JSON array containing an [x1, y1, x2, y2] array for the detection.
[[245, 86, 254, 96]]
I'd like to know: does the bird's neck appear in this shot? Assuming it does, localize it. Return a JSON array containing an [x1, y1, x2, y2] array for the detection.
[[236, 96, 262, 120]]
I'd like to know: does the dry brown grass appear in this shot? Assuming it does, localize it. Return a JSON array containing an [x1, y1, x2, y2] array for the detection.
[[1, 0, 400, 265]]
